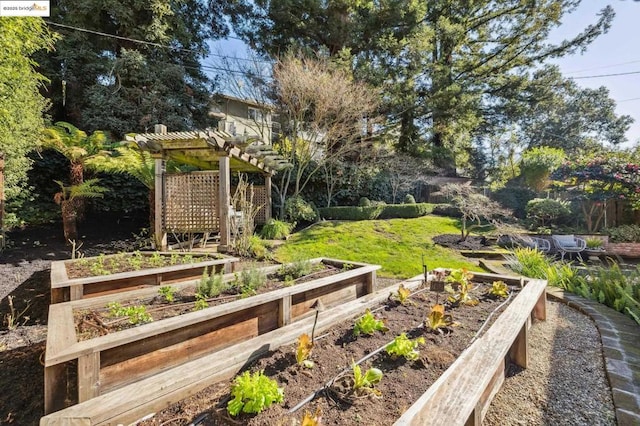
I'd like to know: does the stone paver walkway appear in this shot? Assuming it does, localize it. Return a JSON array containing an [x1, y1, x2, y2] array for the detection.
[[546, 287, 640, 426]]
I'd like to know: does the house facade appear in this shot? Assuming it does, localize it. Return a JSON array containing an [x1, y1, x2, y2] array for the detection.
[[209, 94, 276, 145]]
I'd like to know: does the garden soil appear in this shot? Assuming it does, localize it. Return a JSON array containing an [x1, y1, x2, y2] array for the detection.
[[0, 216, 145, 425]]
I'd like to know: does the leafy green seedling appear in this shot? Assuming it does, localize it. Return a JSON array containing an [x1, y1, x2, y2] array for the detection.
[[296, 333, 314, 368], [425, 304, 454, 333], [106, 302, 152, 324], [487, 280, 509, 299], [391, 284, 414, 306], [352, 362, 383, 395], [385, 333, 425, 361], [227, 370, 284, 416], [158, 286, 176, 302], [193, 293, 209, 311], [353, 309, 388, 336]]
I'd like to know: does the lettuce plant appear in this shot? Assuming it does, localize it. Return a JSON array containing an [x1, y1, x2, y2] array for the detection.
[[487, 280, 509, 298], [391, 284, 414, 306], [296, 333, 314, 368], [425, 304, 454, 333], [352, 362, 383, 395], [227, 370, 284, 416], [353, 309, 388, 336], [385, 333, 425, 360]]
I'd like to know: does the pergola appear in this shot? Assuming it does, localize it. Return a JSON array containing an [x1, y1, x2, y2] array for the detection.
[[127, 124, 285, 251]]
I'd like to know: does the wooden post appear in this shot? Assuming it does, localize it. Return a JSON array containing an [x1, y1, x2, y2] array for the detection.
[[219, 156, 231, 251], [508, 323, 528, 368], [78, 352, 100, 402], [264, 173, 272, 222], [279, 295, 291, 327], [154, 125, 167, 250]]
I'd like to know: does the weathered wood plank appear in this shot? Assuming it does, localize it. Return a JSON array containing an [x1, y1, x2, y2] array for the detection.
[[100, 317, 259, 393], [44, 304, 78, 414], [78, 352, 100, 402], [40, 276, 424, 425], [394, 278, 547, 426], [508, 323, 528, 368], [50, 262, 378, 365], [279, 295, 291, 327]]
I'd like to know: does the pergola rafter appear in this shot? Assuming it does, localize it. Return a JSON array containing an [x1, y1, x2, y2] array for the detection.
[[126, 125, 288, 251]]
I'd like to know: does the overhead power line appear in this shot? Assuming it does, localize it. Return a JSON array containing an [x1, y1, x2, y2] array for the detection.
[[572, 70, 640, 79], [45, 21, 272, 64], [563, 59, 640, 75]]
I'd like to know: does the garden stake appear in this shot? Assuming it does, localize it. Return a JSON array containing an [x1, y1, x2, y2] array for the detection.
[[422, 254, 428, 285], [310, 299, 325, 342]]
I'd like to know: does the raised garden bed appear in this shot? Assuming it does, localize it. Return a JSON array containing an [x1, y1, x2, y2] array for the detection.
[[42, 258, 380, 416], [50, 251, 239, 303], [41, 269, 546, 425]]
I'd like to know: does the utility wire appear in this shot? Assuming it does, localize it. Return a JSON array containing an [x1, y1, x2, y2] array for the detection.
[[563, 59, 640, 75], [45, 20, 272, 64], [572, 70, 640, 79]]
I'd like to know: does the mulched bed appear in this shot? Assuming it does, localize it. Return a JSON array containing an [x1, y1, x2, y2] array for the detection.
[[432, 234, 494, 251], [139, 282, 519, 425]]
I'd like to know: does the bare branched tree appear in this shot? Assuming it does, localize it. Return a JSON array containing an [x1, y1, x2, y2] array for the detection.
[[230, 174, 264, 256], [441, 183, 511, 241], [382, 153, 430, 204], [271, 55, 380, 217]]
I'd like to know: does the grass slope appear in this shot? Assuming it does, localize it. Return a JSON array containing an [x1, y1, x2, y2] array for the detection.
[[275, 216, 479, 278]]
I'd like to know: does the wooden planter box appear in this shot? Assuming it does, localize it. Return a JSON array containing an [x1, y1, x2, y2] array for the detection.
[[42, 258, 380, 417], [41, 269, 545, 426], [50, 252, 239, 303]]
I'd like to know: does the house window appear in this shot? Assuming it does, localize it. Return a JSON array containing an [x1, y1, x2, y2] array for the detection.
[[248, 107, 263, 122]]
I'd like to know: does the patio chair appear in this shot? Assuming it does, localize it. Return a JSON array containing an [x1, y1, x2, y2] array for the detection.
[[513, 235, 551, 253], [552, 234, 586, 261]]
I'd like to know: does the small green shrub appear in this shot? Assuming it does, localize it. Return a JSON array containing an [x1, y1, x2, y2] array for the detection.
[[197, 267, 228, 298], [284, 196, 317, 223], [233, 267, 267, 297], [317, 203, 434, 221], [359, 197, 371, 207], [106, 302, 153, 324], [431, 203, 461, 218], [608, 225, 640, 243], [278, 259, 314, 281], [259, 219, 294, 240], [403, 194, 416, 204], [247, 235, 273, 260], [525, 198, 571, 228]]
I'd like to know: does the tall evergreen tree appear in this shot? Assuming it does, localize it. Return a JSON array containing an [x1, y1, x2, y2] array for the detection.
[[39, 0, 231, 137], [229, 0, 614, 175]]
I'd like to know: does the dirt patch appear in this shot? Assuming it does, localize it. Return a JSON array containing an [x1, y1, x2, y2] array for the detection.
[[73, 263, 350, 340], [138, 283, 518, 425], [0, 217, 145, 424], [432, 234, 493, 251]]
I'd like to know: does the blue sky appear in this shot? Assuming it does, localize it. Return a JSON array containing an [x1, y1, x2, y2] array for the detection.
[[549, 1, 639, 147], [211, 1, 639, 147]]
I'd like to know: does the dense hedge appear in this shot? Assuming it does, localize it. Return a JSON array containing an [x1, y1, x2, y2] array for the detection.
[[317, 203, 434, 220]]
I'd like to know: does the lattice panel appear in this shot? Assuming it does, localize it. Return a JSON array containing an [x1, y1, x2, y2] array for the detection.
[[164, 172, 219, 232], [231, 185, 269, 225]]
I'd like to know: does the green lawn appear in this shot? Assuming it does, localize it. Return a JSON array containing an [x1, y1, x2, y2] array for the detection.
[[274, 216, 480, 278]]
